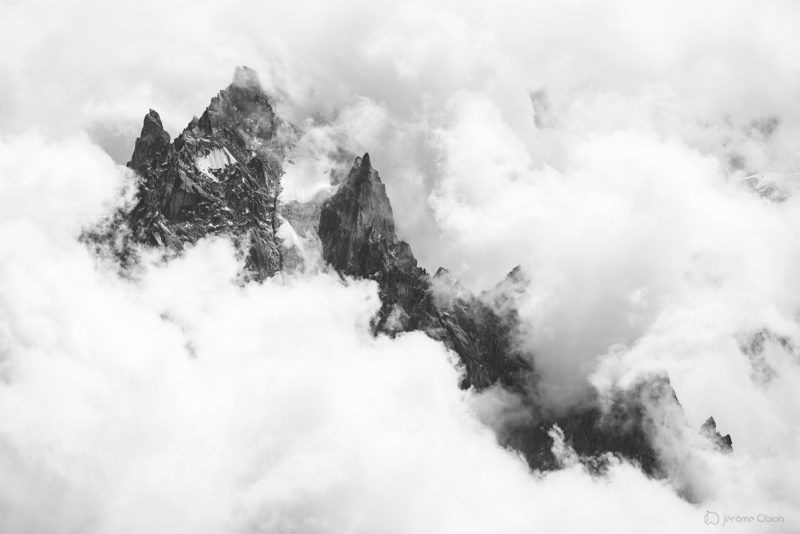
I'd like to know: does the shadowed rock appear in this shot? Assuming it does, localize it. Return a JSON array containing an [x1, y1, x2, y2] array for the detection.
[[86, 66, 289, 279], [318, 154, 531, 388], [316, 153, 708, 475], [701, 417, 733, 452], [85, 68, 733, 481]]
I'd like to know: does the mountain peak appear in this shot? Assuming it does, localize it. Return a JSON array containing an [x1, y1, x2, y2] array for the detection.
[[128, 109, 171, 170], [231, 65, 262, 90], [89, 69, 731, 482], [114, 69, 285, 279], [701, 416, 733, 452], [191, 67, 278, 144], [140, 109, 167, 138], [145, 108, 163, 126], [318, 155, 398, 276]]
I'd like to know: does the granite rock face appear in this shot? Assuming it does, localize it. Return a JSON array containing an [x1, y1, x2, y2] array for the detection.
[[315, 153, 711, 475], [88, 66, 290, 279], [88, 67, 732, 479], [318, 154, 533, 391]]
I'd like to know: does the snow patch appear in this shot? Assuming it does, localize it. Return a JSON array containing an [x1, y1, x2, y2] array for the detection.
[[195, 147, 237, 181], [277, 215, 305, 253]]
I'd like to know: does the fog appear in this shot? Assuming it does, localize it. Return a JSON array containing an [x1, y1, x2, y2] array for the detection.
[[1, 0, 799, 532]]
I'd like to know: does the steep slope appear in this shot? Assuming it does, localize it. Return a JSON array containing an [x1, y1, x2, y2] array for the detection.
[[317, 154, 532, 390], [86, 67, 732, 479], [701, 417, 733, 452], [88, 66, 290, 279], [316, 153, 721, 474]]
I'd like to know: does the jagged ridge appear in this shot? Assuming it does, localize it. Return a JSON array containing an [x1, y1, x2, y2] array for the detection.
[[88, 66, 289, 279], [316, 151, 690, 475], [86, 67, 733, 478]]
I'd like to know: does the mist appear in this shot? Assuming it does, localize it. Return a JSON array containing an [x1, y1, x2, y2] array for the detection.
[[2, 0, 800, 532]]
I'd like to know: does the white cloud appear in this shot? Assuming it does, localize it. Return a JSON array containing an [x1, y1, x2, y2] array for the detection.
[[2, 0, 800, 531], [0, 134, 716, 534]]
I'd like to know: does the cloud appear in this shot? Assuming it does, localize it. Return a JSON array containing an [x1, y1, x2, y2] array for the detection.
[[2, 0, 800, 532], [0, 133, 715, 534]]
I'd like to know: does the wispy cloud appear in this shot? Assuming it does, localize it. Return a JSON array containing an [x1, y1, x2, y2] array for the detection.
[[1, 0, 799, 532]]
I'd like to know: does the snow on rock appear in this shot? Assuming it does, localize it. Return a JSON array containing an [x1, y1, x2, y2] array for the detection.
[[277, 215, 305, 253], [195, 147, 237, 180]]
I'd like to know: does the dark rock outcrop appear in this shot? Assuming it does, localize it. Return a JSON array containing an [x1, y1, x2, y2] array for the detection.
[[86, 67, 732, 481], [505, 375, 683, 473], [318, 154, 532, 390], [87, 66, 290, 279], [700, 416, 733, 452], [316, 153, 695, 475]]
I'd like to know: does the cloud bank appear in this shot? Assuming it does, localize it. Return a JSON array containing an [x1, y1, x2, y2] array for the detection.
[[1, 0, 800, 532], [0, 134, 702, 533]]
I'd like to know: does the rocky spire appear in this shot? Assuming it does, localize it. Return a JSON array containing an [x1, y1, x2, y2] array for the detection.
[[97, 67, 286, 278], [318, 153, 401, 276], [141, 109, 167, 137], [314, 153, 715, 477], [86, 68, 735, 482], [232, 65, 263, 90], [701, 416, 733, 452], [129, 109, 172, 172]]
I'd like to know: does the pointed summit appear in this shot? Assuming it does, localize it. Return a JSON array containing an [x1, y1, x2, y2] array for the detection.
[[232, 65, 262, 90], [129, 109, 171, 171], [318, 155, 399, 276], [139, 109, 168, 139], [88, 68, 729, 482], [113, 68, 286, 279], [193, 66, 278, 143], [352, 152, 371, 175], [701, 416, 733, 452], [144, 108, 163, 128]]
